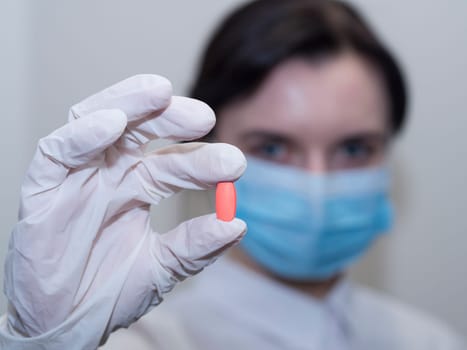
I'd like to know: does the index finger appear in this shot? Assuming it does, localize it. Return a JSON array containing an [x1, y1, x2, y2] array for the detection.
[[68, 74, 173, 123]]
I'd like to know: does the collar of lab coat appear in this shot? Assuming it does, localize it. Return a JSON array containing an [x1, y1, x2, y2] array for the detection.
[[192, 256, 353, 344]]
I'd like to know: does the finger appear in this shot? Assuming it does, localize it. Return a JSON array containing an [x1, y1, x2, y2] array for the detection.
[[135, 142, 247, 203], [153, 214, 247, 282], [22, 109, 127, 198], [119, 96, 215, 148], [68, 75, 214, 149], [69, 74, 172, 123]]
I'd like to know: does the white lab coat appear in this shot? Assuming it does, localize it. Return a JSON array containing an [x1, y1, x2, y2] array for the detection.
[[101, 256, 465, 350]]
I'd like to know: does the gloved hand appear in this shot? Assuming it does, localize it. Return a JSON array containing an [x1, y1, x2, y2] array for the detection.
[[1, 75, 247, 349]]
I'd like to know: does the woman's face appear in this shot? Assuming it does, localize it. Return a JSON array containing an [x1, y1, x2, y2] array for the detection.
[[214, 52, 390, 172]]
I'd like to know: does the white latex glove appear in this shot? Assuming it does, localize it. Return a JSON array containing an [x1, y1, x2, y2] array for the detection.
[[0, 75, 247, 349]]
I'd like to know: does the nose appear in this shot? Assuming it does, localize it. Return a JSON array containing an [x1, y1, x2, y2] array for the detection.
[[304, 150, 328, 174]]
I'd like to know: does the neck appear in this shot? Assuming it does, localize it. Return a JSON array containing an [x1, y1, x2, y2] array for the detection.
[[228, 246, 342, 299]]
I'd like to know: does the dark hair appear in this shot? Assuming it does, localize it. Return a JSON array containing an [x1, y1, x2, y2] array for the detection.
[[189, 0, 408, 137]]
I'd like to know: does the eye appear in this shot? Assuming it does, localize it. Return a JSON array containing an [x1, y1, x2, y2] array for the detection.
[[242, 132, 301, 165], [246, 137, 293, 164], [257, 142, 286, 158], [331, 136, 385, 170], [253, 141, 287, 161], [339, 140, 372, 159]]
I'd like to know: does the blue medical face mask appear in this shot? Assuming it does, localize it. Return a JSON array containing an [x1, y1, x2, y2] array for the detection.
[[236, 157, 393, 281]]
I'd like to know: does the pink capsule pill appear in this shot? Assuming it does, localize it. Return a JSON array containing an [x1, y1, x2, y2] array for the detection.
[[216, 182, 237, 222]]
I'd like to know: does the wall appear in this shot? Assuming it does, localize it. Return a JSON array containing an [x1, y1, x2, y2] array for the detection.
[[348, 0, 467, 336], [0, 0, 33, 312]]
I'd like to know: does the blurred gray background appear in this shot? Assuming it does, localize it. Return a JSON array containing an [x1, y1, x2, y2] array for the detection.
[[1, 0, 466, 336]]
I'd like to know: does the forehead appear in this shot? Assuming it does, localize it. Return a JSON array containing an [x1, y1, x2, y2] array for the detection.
[[217, 53, 389, 142]]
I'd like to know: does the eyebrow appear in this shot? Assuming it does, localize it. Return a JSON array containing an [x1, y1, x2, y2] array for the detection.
[[241, 130, 293, 142], [241, 130, 389, 143], [338, 132, 389, 144]]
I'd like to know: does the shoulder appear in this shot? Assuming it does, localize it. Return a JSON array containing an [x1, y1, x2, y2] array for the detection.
[[350, 284, 465, 349]]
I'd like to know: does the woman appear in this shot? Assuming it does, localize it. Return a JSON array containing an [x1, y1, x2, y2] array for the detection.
[[102, 0, 464, 349]]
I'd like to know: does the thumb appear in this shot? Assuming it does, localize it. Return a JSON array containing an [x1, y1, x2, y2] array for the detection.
[[153, 214, 247, 283]]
